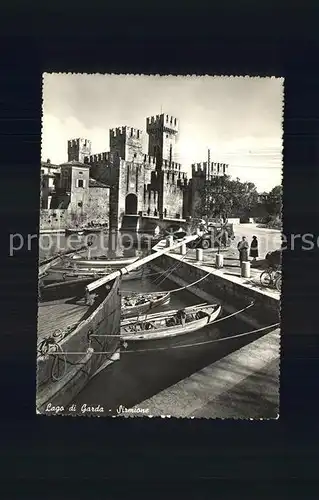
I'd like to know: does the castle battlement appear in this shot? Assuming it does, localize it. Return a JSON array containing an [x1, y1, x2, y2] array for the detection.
[[160, 168, 187, 185], [162, 159, 181, 170], [192, 162, 208, 174], [146, 114, 179, 134], [110, 126, 143, 140], [87, 152, 110, 164], [143, 155, 157, 165], [68, 138, 92, 148], [192, 161, 229, 177], [67, 138, 92, 163]]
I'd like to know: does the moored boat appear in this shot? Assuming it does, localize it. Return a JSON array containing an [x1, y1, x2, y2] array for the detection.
[[82, 226, 107, 234], [40, 266, 148, 294], [37, 276, 121, 412], [37, 234, 200, 412], [70, 256, 139, 268], [120, 303, 222, 344], [65, 228, 84, 236], [121, 292, 171, 318], [39, 246, 87, 278]]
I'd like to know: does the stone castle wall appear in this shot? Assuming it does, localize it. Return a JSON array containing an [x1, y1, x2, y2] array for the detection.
[[87, 187, 110, 225], [40, 209, 70, 231], [40, 186, 110, 231]]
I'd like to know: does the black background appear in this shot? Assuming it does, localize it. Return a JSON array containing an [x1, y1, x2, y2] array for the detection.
[[0, 0, 319, 494]]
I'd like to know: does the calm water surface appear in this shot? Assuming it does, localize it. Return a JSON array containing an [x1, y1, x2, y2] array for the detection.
[[41, 233, 269, 416], [39, 231, 150, 262], [69, 274, 267, 415]]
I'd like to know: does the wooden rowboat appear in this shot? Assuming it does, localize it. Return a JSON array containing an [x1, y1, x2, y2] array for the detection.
[[65, 228, 84, 236], [37, 276, 121, 412], [40, 268, 147, 299], [121, 292, 171, 319], [46, 266, 148, 281], [82, 226, 107, 234], [70, 256, 139, 268], [120, 303, 222, 342]]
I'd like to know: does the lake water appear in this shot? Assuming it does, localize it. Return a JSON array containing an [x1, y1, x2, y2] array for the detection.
[[41, 232, 269, 416], [68, 273, 266, 416], [39, 231, 152, 263]]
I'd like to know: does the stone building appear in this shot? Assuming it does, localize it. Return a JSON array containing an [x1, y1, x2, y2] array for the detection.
[[40, 159, 60, 209], [82, 114, 188, 229], [40, 114, 230, 230], [189, 161, 229, 218]]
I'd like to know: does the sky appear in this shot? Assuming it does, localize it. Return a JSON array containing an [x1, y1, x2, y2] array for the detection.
[[42, 74, 283, 192]]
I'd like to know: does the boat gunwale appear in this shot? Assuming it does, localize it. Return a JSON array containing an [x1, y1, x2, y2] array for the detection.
[[121, 292, 171, 317], [121, 302, 210, 326], [37, 277, 120, 352], [121, 304, 221, 341]]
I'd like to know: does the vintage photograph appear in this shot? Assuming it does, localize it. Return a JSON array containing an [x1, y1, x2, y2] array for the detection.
[[37, 74, 283, 418]]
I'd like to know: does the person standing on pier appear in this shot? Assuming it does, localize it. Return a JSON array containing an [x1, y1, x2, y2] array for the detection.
[[237, 236, 249, 264], [249, 235, 259, 262]]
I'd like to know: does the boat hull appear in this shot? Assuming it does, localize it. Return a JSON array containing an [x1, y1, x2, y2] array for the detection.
[[40, 268, 145, 300], [121, 292, 171, 319], [120, 304, 222, 350], [36, 277, 122, 411], [83, 227, 107, 234], [70, 256, 139, 268], [45, 266, 146, 281]]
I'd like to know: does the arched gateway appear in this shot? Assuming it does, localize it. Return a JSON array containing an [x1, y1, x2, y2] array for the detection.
[[125, 193, 138, 215]]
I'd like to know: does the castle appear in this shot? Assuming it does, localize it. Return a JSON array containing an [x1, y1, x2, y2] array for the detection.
[[40, 114, 229, 230]]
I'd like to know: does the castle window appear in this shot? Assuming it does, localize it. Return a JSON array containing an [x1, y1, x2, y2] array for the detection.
[[41, 169, 44, 174], [174, 118, 177, 125], [137, 131, 140, 139], [79, 171, 83, 175], [166, 134, 169, 139], [78, 179, 84, 188], [78, 202, 83, 208]]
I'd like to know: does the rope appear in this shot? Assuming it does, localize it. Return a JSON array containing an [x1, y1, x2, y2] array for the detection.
[[50, 343, 67, 381], [37, 306, 120, 382], [48, 322, 280, 355], [157, 271, 214, 295], [152, 237, 201, 287]]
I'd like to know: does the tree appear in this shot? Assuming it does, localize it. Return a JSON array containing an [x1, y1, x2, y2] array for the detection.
[[198, 175, 259, 220], [266, 185, 282, 216]]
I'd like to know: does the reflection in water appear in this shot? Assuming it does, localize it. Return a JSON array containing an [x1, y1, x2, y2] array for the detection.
[[39, 230, 152, 262]]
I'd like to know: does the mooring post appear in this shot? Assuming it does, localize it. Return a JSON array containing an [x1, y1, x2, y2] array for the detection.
[[180, 243, 187, 255], [166, 235, 174, 248], [241, 261, 251, 278], [196, 248, 203, 263], [85, 290, 93, 306], [215, 253, 224, 268]]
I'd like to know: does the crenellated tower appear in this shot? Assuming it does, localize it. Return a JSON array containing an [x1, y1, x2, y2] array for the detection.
[[191, 161, 228, 179], [190, 161, 229, 217], [109, 126, 143, 162], [146, 114, 179, 168], [67, 138, 92, 163]]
